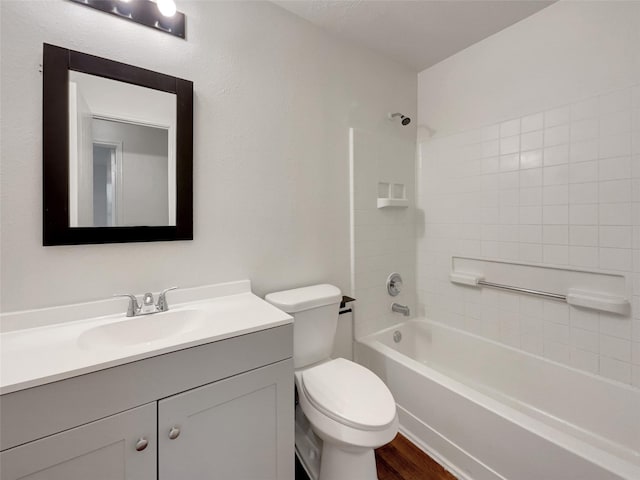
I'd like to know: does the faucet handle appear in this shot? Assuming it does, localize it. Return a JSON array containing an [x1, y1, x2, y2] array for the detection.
[[157, 286, 178, 312], [113, 293, 140, 317]]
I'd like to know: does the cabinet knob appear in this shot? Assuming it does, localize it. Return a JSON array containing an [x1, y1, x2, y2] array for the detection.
[[168, 426, 181, 440], [135, 438, 149, 452]]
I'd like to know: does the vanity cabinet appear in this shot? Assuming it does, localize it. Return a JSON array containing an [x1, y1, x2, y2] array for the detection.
[[0, 324, 294, 480]]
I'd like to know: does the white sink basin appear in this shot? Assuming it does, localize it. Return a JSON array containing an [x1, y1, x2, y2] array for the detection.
[[78, 309, 206, 349]]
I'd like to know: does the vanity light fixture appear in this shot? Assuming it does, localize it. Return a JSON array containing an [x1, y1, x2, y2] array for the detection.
[[68, 0, 186, 39], [156, 0, 177, 17]]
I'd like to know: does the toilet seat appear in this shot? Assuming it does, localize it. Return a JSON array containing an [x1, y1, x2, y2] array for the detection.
[[299, 358, 396, 431]]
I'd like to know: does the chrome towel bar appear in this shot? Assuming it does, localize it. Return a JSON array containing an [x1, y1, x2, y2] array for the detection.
[[477, 280, 566, 301]]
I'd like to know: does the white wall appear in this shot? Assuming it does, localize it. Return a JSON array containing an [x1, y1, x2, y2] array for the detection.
[[417, 1, 640, 387], [0, 0, 416, 312]]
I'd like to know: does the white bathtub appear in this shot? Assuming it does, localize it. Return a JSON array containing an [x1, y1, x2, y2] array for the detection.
[[357, 319, 640, 480]]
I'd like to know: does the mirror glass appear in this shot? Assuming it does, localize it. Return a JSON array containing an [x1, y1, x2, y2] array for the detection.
[[68, 71, 176, 227]]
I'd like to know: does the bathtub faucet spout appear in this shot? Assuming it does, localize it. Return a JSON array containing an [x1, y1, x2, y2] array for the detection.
[[391, 302, 410, 317]]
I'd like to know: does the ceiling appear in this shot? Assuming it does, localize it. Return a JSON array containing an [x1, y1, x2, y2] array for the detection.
[[273, 1, 554, 72]]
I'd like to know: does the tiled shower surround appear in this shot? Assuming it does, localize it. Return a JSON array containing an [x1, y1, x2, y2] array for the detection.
[[351, 128, 416, 339], [417, 85, 640, 387]]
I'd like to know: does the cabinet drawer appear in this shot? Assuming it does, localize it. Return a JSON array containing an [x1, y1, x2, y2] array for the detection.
[[0, 403, 156, 480]]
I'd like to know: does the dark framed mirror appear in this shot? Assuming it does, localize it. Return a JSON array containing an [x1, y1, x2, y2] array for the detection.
[[42, 43, 193, 246]]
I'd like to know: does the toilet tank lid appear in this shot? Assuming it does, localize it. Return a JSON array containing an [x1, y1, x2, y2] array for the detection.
[[265, 284, 342, 313]]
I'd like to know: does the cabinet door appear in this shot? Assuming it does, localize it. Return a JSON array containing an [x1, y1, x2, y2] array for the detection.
[[159, 358, 294, 480], [0, 403, 156, 480]]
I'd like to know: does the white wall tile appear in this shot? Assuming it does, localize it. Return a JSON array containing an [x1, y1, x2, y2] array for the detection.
[[519, 225, 542, 243], [569, 246, 599, 267], [569, 182, 598, 204], [600, 313, 632, 339], [599, 157, 633, 184], [632, 86, 640, 110], [543, 245, 569, 265], [599, 134, 631, 159], [520, 187, 543, 206], [570, 140, 599, 163], [570, 348, 599, 373], [520, 168, 543, 187], [544, 300, 570, 325], [599, 247, 632, 271], [520, 149, 543, 169], [522, 112, 544, 133], [543, 205, 569, 224], [543, 165, 569, 185], [632, 341, 640, 366], [519, 243, 543, 263], [599, 203, 631, 225], [600, 356, 631, 384], [599, 89, 631, 115], [570, 225, 599, 246], [500, 119, 521, 137], [482, 156, 500, 174], [601, 335, 632, 362], [599, 226, 632, 248], [572, 98, 599, 122], [571, 327, 599, 353], [571, 308, 599, 332], [600, 110, 632, 136], [500, 136, 520, 155], [500, 154, 520, 171], [520, 206, 542, 225], [544, 341, 571, 363], [545, 106, 571, 127], [570, 204, 598, 225], [544, 144, 569, 165], [521, 334, 544, 355], [543, 225, 569, 244], [545, 125, 570, 147], [499, 171, 519, 189], [543, 185, 569, 205], [599, 179, 632, 203], [417, 83, 637, 385], [569, 161, 598, 183], [571, 118, 598, 142], [482, 140, 500, 158], [521, 131, 544, 151]]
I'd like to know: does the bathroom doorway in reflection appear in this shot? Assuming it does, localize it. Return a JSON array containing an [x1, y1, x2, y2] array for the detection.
[[92, 141, 122, 227]]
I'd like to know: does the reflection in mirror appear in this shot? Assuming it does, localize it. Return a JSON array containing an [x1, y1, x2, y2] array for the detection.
[[68, 71, 176, 227]]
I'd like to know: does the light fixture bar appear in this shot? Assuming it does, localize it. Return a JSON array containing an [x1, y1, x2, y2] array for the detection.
[[68, 0, 186, 39]]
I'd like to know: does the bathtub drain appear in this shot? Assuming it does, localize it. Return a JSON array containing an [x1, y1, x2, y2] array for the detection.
[[393, 330, 402, 343]]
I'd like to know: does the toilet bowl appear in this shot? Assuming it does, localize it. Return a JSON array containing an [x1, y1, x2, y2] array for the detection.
[[265, 285, 398, 480], [296, 358, 398, 479]]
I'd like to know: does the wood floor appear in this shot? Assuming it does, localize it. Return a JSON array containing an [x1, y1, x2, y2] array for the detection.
[[295, 433, 457, 480], [375, 434, 457, 480]]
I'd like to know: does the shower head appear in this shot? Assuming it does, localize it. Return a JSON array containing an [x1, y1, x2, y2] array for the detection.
[[388, 112, 411, 126]]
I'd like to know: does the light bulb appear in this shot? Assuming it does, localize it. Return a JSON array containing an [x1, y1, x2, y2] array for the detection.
[[156, 0, 176, 17]]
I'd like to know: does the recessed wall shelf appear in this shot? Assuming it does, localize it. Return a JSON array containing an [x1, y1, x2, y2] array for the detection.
[[377, 198, 409, 208], [377, 182, 408, 208]]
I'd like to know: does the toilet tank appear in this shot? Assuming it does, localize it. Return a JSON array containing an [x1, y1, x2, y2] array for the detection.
[[265, 284, 342, 369]]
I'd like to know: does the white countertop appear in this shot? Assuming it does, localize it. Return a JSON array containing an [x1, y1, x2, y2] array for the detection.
[[0, 281, 292, 395]]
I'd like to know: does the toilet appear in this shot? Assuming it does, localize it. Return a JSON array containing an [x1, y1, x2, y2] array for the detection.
[[265, 284, 398, 480]]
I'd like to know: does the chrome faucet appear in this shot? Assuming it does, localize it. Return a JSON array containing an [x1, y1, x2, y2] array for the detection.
[[391, 302, 410, 317], [114, 287, 178, 317]]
